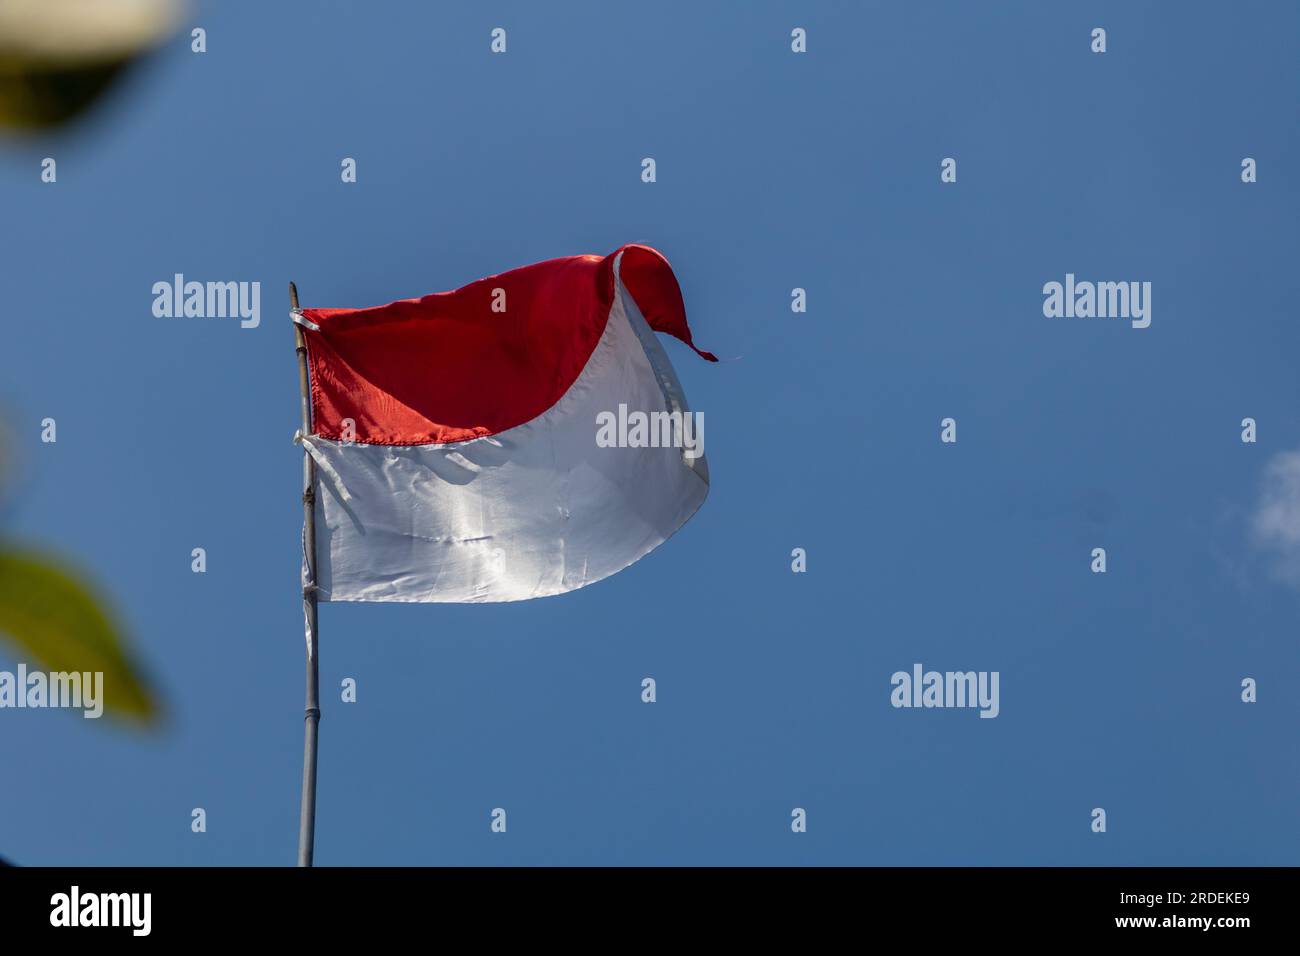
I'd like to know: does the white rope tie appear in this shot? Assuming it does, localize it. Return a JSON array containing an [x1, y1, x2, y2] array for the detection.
[[293, 429, 354, 503], [290, 308, 321, 332]]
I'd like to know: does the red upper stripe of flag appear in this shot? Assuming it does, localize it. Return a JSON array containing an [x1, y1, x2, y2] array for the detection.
[[300, 244, 715, 446]]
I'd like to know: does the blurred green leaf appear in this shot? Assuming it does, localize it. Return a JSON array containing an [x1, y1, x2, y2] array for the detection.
[[0, 55, 130, 130], [0, 546, 158, 723]]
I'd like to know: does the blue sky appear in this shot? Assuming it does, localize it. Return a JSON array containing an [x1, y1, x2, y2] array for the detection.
[[1, 0, 1297, 865]]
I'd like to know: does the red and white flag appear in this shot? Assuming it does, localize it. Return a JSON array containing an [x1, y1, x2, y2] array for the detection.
[[293, 244, 715, 603]]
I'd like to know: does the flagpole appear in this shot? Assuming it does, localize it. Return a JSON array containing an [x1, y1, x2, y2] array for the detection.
[[291, 280, 321, 867]]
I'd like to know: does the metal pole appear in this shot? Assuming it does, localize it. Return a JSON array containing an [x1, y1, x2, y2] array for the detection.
[[292, 280, 321, 867]]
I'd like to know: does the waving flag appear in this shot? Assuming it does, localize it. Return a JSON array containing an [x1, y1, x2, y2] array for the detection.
[[292, 244, 715, 604]]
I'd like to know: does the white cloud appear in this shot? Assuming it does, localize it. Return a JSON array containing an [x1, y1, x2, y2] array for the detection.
[[1252, 450, 1300, 586]]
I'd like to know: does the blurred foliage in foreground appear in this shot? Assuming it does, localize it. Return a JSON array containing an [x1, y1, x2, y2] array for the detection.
[[0, 0, 182, 130], [0, 549, 158, 723], [0, 418, 161, 725]]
